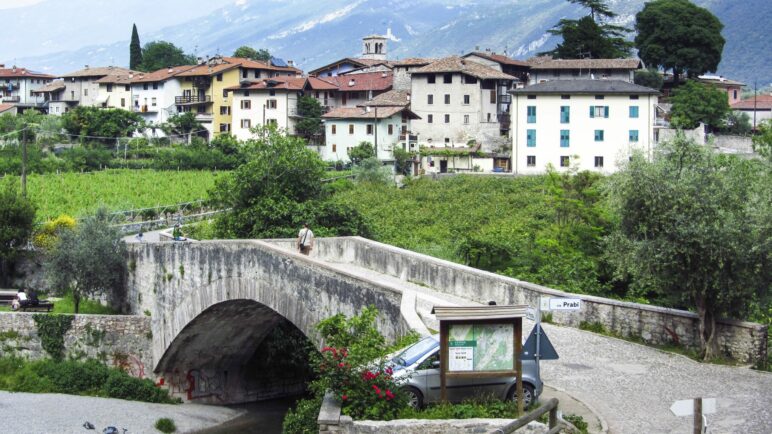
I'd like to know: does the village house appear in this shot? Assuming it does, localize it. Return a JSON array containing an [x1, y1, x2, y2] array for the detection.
[[511, 80, 659, 175], [321, 89, 419, 163], [33, 66, 135, 115], [172, 55, 301, 138], [308, 34, 392, 77], [129, 65, 197, 134], [731, 94, 772, 127], [697, 75, 745, 105], [227, 77, 306, 141], [0, 65, 55, 112], [408, 56, 517, 172], [95, 73, 135, 110], [462, 50, 530, 84], [527, 57, 642, 85]]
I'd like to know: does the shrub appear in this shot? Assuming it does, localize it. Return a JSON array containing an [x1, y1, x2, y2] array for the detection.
[[104, 369, 177, 403], [31, 359, 110, 395], [154, 418, 176, 433], [33, 214, 76, 250], [282, 396, 322, 434]]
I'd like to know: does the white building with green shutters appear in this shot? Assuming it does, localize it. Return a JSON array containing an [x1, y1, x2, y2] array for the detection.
[[510, 80, 659, 174]]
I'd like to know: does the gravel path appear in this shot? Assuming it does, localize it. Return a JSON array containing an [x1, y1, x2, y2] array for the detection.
[[539, 323, 772, 434], [0, 391, 242, 434]]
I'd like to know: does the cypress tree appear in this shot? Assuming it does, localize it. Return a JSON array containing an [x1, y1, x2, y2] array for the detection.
[[130, 24, 143, 70]]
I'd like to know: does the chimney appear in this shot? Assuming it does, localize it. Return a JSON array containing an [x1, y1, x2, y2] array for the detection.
[[287, 60, 294, 67], [406, 94, 411, 102], [381, 72, 387, 78], [475, 45, 480, 51], [129, 73, 134, 79], [0, 64, 4, 68], [85, 65, 89, 69], [348, 79, 355, 87], [168, 67, 173, 73], [485, 48, 491, 53]]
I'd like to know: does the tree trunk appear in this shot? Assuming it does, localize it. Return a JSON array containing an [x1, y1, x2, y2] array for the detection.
[[73, 290, 81, 314], [696, 295, 719, 360]]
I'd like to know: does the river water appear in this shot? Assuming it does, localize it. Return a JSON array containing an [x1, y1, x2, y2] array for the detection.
[[193, 397, 299, 434]]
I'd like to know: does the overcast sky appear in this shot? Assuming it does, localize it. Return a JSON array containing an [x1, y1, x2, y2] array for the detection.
[[0, 0, 44, 9]]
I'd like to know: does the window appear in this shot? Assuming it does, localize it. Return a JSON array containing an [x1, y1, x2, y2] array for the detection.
[[444, 114, 450, 123], [527, 106, 536, 123], [464, 75, 477, 84], [143, 83, 148, 90], [151, 97, 157, 107], [220, 106, 230, 115], [269, 90, 276, 96], [527, 155, 536, 167], [125, 85, 130, 91], [427, 94, 433, 105], [561, 95, 571, 100], [332, 144, 337, 152], [266, 119, 277, 126], [527, 95, 536, 100], [241, 100, 252, 110], [153, 83, 158, 90], [367, 124, 374, 135], [594, 156, 604, 168], [560, 106, 570, 123], [254, 70, 260, 79], [106, 84, 113, 92], [560, 129, 570, 147], [245, 91, 250, 97], [444, 94, 450, 104], [219, 123, 230, 132], [242, 70, 248, 79], [527, 129, 536, 147], [427, 114, 433, 124], [560, 156, 570, 167], [388, 124, 394, 135], [331, 125, 337, 135], [443, 73, 452, 84], [444, 138, 450, 144], [590, 106, 609, 118], [629, 130, 639, 142], [216, 74, 223, 82], [629, 95, 639, 100], [463, 114, 469, 124], [629, 106, 639, 118], [241, 119, 251, 128], [595, 130, 604, 141], [595, 95, 604, 100], [120, 98, 125, 107], [222, 89, 228, 97], [267, 99, 277, 109], [490, 90, 496, 104], [84, 88, 88, 96], [427, 75, 435, 84], [733, 90, 737, 99], [349, 124, 354, 134], [463, 95, 470, 105]]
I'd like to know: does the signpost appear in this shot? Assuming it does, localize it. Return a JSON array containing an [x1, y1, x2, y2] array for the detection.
[[432, 305, 527, 413], [670, 398, 715, 434]]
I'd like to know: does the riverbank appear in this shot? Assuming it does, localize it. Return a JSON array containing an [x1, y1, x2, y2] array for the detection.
[[0, 391, 243, 433]]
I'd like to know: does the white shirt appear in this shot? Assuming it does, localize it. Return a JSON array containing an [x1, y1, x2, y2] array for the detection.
[[298, 228, 314, 247]]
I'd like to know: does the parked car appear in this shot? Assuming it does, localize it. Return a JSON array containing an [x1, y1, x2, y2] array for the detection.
[[389, 335, 542, 409]]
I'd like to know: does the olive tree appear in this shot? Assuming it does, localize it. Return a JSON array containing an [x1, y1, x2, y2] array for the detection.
[[46, 208, 128, 313], [605, 135, 770, 360]]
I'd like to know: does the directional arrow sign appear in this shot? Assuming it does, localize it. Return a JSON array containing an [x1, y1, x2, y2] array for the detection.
[[670, 398, 716, 417], [549, 298, 582, 311]]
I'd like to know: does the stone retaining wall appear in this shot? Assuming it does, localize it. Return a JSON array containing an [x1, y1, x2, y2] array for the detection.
[[299, 237, 767, 365], [0, 312, 152, 378]]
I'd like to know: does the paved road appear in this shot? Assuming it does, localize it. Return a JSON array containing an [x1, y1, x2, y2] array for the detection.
[[0, 391, 241, 434], [540, 322, 772, 434]]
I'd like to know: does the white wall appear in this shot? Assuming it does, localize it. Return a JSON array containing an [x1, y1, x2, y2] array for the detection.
[[512, 93, 655, 174], [101, 83, 132, 110], [231, 89, 300, 141], [410, 73, 502, 149], [321, 114, 403, 162], [131, 79, 185, 131]]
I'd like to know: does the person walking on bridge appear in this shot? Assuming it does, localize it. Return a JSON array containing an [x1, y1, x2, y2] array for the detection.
[[297, 223, 314, 255]]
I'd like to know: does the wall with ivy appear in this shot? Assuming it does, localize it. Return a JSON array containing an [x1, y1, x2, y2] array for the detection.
[[0, 312, 152, 378]]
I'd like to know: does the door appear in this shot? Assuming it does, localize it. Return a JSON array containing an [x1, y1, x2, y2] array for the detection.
[[342, 93, 347, 106], [440, 160, 448, 173]]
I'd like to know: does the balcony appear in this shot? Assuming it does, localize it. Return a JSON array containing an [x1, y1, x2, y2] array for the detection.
[[175, 95, 212, 105], [1, 95, 20, 103], [194, 112, 214, 122], [133, 105, 158, 113], [399, 133, 418, 143], [497, 113, 511, 130]]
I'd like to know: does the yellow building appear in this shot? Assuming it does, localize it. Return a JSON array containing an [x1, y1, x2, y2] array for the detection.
[[174, 56, 300, 138], [95, 73, 137, 111]]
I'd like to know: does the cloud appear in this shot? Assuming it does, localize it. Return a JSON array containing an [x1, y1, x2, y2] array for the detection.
[[0, 0, 45, 10]]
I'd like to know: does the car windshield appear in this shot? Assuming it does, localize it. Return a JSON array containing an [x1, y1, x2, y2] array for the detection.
[[391, 337, 438, 367]]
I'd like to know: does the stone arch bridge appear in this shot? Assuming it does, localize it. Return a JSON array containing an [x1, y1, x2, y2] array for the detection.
[[124, 237, 765, 405]]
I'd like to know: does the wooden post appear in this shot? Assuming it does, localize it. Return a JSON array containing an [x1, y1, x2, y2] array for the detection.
[[693, 397, 703, 434], [21, 128, 27, 198], [440, 321, 448, 402], [549, 405, 558, 429], [515, 317, 523, 415]]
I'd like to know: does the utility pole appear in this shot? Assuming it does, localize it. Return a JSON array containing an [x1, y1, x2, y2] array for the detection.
[[21, 128, 27, 198], [753, 80, 758, 130], [374, 106, 378, 159]]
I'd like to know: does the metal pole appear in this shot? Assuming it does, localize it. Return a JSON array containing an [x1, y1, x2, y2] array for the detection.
[[21, 128, 27, 198], [535, 298, 542, 385], [374, 106, 378, 158], [753, 81, 757, 130]]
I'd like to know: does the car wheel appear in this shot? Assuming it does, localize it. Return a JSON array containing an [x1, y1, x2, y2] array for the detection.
[[507, 383, 535, 408], [403, 386, 423, 409]]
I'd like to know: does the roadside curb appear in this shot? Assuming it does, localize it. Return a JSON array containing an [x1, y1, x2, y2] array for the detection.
[[544, 383, 609, 434]]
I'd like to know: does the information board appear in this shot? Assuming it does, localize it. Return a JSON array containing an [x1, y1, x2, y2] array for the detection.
[[448, 323, 513, 372]]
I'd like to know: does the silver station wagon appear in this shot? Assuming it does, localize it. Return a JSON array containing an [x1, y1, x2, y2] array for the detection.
[[390, 335, 543, 408]]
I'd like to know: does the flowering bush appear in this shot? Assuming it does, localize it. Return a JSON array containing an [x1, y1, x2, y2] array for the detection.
[[317, 345, 406, 420]]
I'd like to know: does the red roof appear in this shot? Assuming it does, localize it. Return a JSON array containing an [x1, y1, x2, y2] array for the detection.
[[226, 77, 306, 92], [732, 94, 772, 110], [465, 52, 529, 67], [0, 67, 55, 79], [0, 103, 16, 113], [131, 65, 197, 83], [306, 76, 339, 91], [323, 71, 393, 92]]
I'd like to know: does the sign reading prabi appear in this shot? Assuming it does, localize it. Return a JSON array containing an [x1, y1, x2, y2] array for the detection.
[[432, 305, 528, 413], [448, 323, 514, 372]]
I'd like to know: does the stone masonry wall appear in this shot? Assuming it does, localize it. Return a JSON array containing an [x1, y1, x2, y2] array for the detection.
[[306, 237, 767, 365], [0, 312, 152, 378]]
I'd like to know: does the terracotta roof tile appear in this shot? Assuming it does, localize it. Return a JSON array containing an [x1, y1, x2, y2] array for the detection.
[[511, 79, 659, 95], [732, 95, 772, 110], [0, 67, 55, 79], [61, 66, 135, 78], [130, 65, 197, 83], [306, 77, 339, 90], [322, 106, 405, 119], [529, 58, 642, 70], [225, 77, 306, 92], [413, 56, 517, 80], [392, 58, 435, 67], [324, 71, 393, 92], [32, 80, 65, 93], [365, 89, 410, 107], [465, 52, 529, 67], [0, 103, 16, 113], [308, 57, 392, 76]]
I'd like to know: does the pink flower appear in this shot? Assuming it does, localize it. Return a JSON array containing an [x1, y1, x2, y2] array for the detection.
[[338, 362, 345, 368], [341, 394, 348, 401], [385, 390, 394, 400]]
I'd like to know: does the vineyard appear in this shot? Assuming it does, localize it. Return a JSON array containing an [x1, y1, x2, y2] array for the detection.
[[11, 170, 224, 221]]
